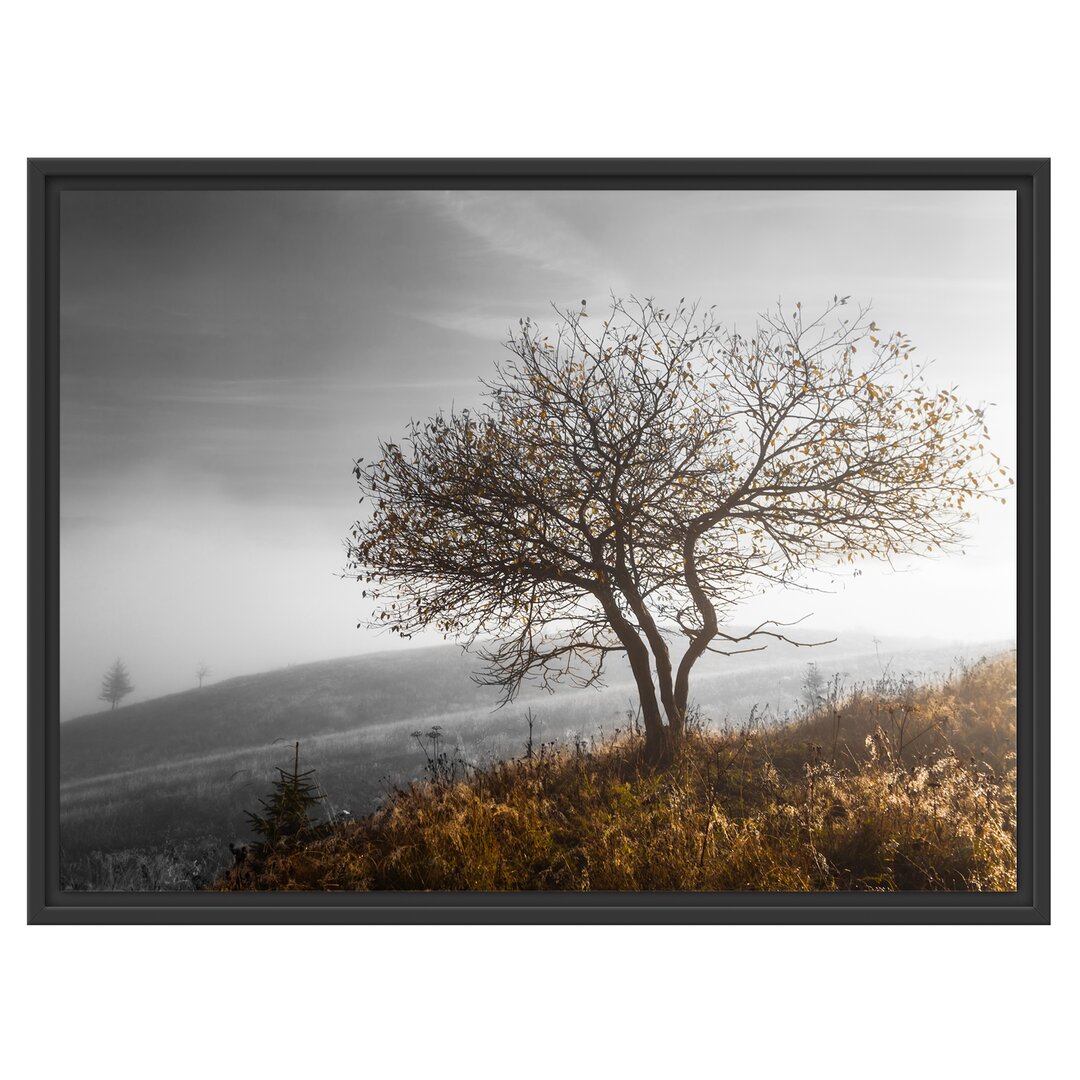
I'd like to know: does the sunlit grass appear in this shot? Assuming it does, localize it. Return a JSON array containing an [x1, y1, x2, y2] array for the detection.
[[216, 655, 1016, 892]]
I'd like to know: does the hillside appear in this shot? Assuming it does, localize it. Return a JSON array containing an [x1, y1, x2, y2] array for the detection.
[[216, 655, 1017, 892], [61, 631, 1008, 778], [59, 632, 1012, 883], [60, 644, 493, 781]]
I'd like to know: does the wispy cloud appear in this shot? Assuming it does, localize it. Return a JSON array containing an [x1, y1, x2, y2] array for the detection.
[[425, 191, 621, 286], [410, 307, 521, 344]]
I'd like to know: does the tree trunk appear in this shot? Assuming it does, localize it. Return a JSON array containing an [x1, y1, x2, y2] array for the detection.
[[598, 592, 669, 759], [671, 529, 718, 746], [625, 647, 679, 763], [614, 570, 679, 729], [625, 638, 668, 758]]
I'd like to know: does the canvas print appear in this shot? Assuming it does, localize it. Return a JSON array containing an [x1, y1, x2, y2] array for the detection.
[[59, 188, 1017, 892]]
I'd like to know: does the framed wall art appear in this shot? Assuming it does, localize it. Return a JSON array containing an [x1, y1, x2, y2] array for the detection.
[[27, 158, 1049, 923]]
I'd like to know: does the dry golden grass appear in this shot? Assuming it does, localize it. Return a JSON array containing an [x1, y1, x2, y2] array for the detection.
[[215, 655, 1016, 892]]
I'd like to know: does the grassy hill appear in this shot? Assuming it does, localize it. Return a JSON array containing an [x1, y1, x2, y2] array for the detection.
[[60, 644, 494, 781], [59, 633, 1012, 888], [215, 655, 1017, 892]]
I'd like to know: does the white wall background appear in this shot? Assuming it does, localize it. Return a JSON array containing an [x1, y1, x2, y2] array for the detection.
[[2, 3, 1071, 1077]]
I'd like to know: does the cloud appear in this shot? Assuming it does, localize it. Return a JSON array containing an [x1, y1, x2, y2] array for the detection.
[[410, 306, 521, 344], [426, 191, 620, 286]]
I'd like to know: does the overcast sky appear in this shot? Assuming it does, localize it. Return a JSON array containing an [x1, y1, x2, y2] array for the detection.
[[59, 188, 1016, 718]]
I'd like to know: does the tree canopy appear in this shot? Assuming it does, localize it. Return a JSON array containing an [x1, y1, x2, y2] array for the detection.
[[347, 297, 1007, 758]]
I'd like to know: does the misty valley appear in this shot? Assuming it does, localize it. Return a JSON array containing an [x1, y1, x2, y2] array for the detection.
[[60, 634, 1009, 890]]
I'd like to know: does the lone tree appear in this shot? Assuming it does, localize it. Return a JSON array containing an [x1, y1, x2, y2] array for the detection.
[[99, 658, 134, 710], [347, 297, 1006, 760], [195, 661, 212, 689]]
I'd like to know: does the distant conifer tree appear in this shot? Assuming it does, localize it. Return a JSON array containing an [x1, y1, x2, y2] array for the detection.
[[245, 742, 325, 847], [98, 658, 134, 710]]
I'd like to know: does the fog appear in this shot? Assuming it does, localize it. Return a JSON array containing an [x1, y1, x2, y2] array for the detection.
[[60, 188, 1017, 718]]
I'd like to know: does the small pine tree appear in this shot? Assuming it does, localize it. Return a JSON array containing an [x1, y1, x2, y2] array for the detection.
[[245, 742, 325, 847], [99, 658, 134, 710]]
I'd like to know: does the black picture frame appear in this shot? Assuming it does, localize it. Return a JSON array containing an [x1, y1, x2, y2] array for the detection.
[[27, 158, 1050, 925]]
